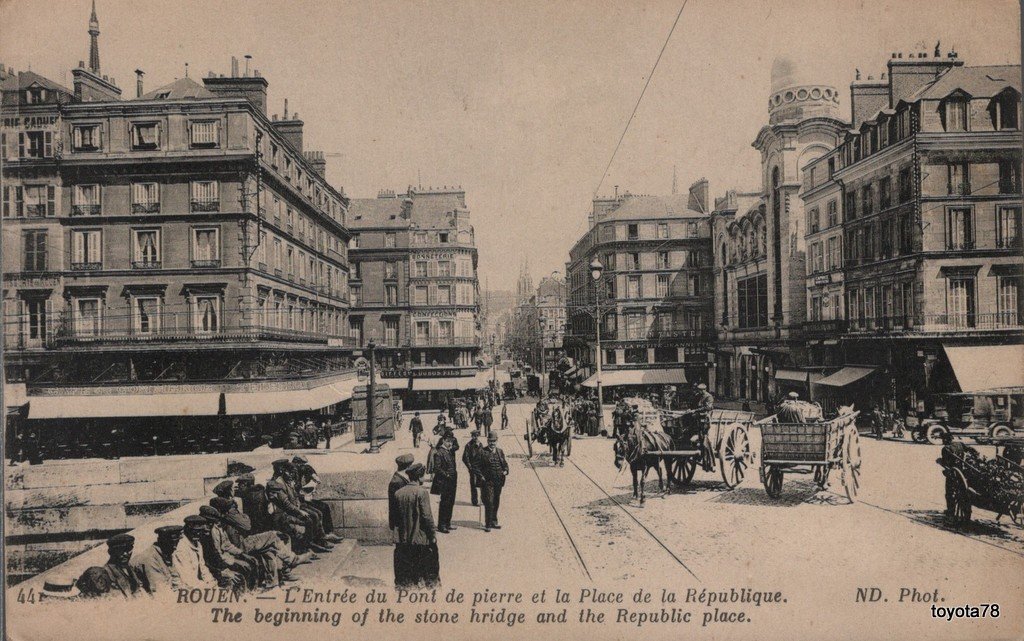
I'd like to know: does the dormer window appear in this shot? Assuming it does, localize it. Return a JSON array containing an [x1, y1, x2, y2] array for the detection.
[[25, 87, 46, 104], [943, 96, 969, 132], [990, 89, 1020, 131]]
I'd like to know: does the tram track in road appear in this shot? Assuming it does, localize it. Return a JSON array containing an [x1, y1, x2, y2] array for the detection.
[[508, 407, 699, 583]]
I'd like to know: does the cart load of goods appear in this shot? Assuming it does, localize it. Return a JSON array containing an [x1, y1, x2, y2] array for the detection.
[[942, 443, 1024, 509], [775, 400, 825, 424]]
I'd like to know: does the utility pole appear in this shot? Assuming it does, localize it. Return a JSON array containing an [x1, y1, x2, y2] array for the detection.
[[366, 339, 379, 453]]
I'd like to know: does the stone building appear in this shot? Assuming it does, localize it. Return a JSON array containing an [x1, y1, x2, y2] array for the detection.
[[2, 7, 357, 454], [807, 49, 1023, 413], [566, 181, 714, 392], [536, 274, 566, 371], [710, 57, 849, 406], [346, 187, 484, 406]]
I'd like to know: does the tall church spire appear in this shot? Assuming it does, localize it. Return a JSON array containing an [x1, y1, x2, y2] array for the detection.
[[88, 0, 101, 74]]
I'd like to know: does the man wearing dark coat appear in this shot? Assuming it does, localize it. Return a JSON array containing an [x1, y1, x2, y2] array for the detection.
[[479, 432, 509, 532], [431, 439, 458, 533], [76, 533, 145, 598], [394, 463, 439, 588], [410, 412, 424, 448], [462, 431, 483, 507]]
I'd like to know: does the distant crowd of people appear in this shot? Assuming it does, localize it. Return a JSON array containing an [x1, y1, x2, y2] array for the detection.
[[66, 456, 342, 598]]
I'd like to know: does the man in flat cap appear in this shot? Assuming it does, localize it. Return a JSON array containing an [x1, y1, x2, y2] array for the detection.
[[389, 454, 414, 586], [462, 430, 483, 507], [394, 463, 439, 588], [292, 456, 341, 543], [410, 412, 424, 448], [479, 433, 509, 532], [431, 437, 458, 533], [133, 525, 183, 596], [76, 533, 144, 598], [235, 473, 272, 534], [268, 459, 332, 553], [201, 505, 260, 589], [175, 516, 219, 589]]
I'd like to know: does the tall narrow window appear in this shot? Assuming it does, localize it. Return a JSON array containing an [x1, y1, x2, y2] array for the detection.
[[134, 297, 160, 335], [997, 276, 1021, 326], [997, 206, 1022, 249], [656, 274, 669, 297], [194, 296, 220, 333], [72, 230, 102, 269], [23, 230, 47, 272], [947, 163, 970, 195], [944, 98, 968, 132], [75, 298, 101, 336], [946, 207, 974, 250], [192, 227, 220, 267], [946, 276, 976, 328], [73, 184, 101, 216], [132, 182, 160, 213], [189, 120, 220, 148], [990, 91, 1019, 130], [132, 229, 161, 268], [190, 181, 219, 212], [999, 160, 1021, 194]]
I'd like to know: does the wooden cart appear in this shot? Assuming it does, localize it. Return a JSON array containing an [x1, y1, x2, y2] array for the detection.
[[655, 408, 757, 489], [938, 440, 1024, 528], [758, 411, 861, 502]]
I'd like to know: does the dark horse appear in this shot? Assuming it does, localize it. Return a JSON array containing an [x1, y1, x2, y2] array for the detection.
[[613, 426, 672, 504], [536, 405, 570, 466]]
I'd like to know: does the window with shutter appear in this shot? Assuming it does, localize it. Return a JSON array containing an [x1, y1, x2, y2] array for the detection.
[[190, 181, 219, 212], [189, 120, 219, 147]]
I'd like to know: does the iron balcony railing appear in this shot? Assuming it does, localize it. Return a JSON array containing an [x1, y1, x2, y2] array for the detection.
[[807, 313, 1023, 335], [44, 312, 357, 348], [132, 202, 161, 214], [409, 336, 480, 347], [71, 204, 102, 216], [190, 200, 220, 212]]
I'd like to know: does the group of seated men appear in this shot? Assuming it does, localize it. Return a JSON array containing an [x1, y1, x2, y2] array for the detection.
[[73, 455, 343, 598]]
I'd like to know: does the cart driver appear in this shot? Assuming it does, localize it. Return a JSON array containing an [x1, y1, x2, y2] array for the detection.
[[691, 384, 715, 472]]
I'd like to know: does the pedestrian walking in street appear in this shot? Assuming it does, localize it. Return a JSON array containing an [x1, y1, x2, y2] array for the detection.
[[431, 438, 458, 532], [321, 419, 332, 450], [388, 453, 413, 585], [410, 412, 424, 448], [463, 431, 483, 507], [479, 432, 509, 532], [501, 403, 509, 430], [394, 463, 439, 588]]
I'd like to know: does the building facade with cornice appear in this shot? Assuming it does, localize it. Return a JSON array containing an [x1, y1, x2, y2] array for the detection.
[[1, 9, 357, 456]]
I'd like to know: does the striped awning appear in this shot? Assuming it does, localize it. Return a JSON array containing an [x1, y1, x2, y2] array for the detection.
[[581, 368, 687, 388]]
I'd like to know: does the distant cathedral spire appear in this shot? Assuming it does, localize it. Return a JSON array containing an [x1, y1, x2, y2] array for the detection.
[[88, 0, 101, 74]]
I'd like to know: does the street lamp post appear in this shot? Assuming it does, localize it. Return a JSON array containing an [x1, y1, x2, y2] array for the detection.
[[366, 338, 380, 453], [490, 334, 497, 393], [590, 258, 605, 433]]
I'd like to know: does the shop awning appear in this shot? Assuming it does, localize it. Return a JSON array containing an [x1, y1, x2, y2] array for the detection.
[[223, 377, 357, 415], [944, 344, 1024, 393], [581, 368, 687, 388], [814, 366, 876, 388], [28, 392, 222, 419], [775, 369, 808, 382]]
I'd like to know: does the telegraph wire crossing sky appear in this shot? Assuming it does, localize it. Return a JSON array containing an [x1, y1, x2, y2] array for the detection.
[[0, 0, 1019, 290]]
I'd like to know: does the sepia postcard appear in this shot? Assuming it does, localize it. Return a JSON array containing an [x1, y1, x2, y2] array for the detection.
[[1, 0, 1022, 639]]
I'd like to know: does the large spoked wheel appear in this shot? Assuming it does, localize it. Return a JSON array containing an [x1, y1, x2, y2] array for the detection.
[[761, 463, 784, 498], [675, 457, 697, 486], [841, 426, 862, 503], [813, 465, 830, 490], [926, 423, 948, 445], [719, 424, 750, 489]]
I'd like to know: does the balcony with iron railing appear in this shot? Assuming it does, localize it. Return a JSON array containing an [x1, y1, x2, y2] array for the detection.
[[190, 199, 220, 213], [818, 312, 1023, 337], [70, 262, 103, 271], [131, 260, 162, 270], [409, 335, 480, 348], [191, 259, 222, 269], [132, 202, 161, 214], [71, 204, 101, 216], [32, 311, 358, 349]]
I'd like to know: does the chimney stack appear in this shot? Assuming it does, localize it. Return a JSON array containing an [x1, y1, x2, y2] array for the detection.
[[304, 150, 327, 176], [202, 56, 268, 114], [688, 178, 710, 214], [887, 48, 963, 106], [135, 69, 144, 98]]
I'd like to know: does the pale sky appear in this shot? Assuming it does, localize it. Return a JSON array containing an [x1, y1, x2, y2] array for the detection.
[[1, 0, 1020, 290]]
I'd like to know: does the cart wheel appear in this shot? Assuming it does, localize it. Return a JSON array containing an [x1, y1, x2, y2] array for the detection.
[[841, 426, 862, 503], [719, 424, 749, 489], [990, 424, 1012, 439], [761, 464, 783, 498], [676, 457, 697, 485], [813, 465, 830, 490], [926, 424, 948, 445]]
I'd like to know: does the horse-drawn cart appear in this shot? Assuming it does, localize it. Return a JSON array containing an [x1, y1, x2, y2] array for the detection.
[[525, 400, 571, 464], [658, 408, 757, 489], [938, 437, 1024, 528], [758, 410, 861, 502]]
